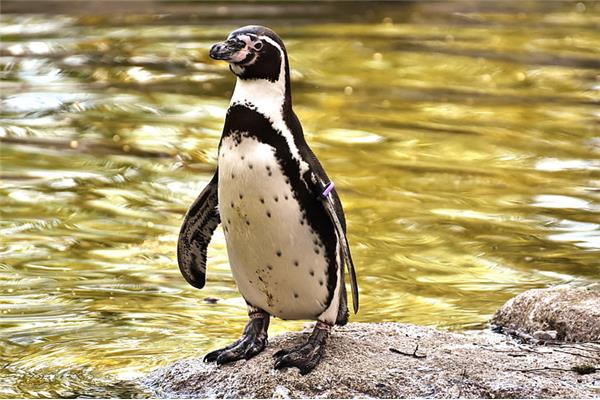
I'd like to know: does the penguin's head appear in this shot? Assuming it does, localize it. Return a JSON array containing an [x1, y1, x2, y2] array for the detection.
[[209, 25, 287, 82]]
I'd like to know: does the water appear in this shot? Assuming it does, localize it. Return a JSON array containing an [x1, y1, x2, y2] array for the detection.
[[1, 1, 599, 397]]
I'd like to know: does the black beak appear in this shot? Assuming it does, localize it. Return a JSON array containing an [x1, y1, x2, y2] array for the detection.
[[209, 38, 245, 61]]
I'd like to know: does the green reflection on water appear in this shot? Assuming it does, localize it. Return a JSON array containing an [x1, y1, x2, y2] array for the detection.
[[1, 1, 599, 397]]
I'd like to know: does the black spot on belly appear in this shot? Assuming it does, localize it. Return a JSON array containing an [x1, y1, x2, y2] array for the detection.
[[294, 293, 299, 298], [309, 270, 314, 276], [276, 250, 282, 257], [239, 193, 243, 199], [230, 202, 234, 208], [241, 156, 245, 160], [268, 172, 272, 177], [260, 197, 265, 204], [246, 220, 250, 226], [267, 265, 273, 271], [267, 211, 271, 218], [314, 248, 320, 255], [231, 173, 235, 179], [319, 279, 324, 286], [293, 260, 299, 267], [284, 195, 288, 200], [274, 196, 278, 202], [249, 164, 253, 169]]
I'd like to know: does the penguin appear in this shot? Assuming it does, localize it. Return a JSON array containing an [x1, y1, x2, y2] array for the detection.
[[177, 25, 358, 375]]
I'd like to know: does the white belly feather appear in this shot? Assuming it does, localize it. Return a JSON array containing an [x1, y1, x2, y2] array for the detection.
[[218, 135, 331, 320]]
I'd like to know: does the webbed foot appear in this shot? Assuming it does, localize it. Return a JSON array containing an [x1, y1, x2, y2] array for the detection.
[[204, 311, 269, 365], [273, 321, 330, 375]]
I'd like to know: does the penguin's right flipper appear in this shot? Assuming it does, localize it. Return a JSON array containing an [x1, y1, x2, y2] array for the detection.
[[321, 188, 359, 315], [177, 171, 220, 289]]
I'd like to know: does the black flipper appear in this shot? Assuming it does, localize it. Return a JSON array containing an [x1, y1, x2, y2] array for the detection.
[[177, 171, 220, 289], [321, 184, 359, 314]]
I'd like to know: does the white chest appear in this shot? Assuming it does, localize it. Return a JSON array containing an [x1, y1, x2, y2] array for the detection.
[[217, 135, 330, 320]]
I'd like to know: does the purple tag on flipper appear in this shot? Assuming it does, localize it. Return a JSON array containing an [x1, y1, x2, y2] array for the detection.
[[321, 181, 334, 198]]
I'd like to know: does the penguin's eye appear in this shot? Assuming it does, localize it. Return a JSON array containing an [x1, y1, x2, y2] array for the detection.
[[253, 41, 263, 51]]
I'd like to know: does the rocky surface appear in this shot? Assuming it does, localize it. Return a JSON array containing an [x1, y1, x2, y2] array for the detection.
[[143, 322, 600, 398], [492, 284, 600, 342]]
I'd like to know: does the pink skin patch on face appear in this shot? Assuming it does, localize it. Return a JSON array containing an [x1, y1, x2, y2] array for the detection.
[[227, 34, 260, 64]]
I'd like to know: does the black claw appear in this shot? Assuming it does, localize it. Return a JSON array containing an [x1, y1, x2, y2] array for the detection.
[[244, 340, 266, 360], [272, 323, 330, 374], [272, 348, 323, 374], [216, 349, 239, 365], [204, 312, 270, 365], [215, 353, 228, 365], [273, 349, 290, 359], [204, 340, 239, 363], [203, 350, 221, 363], [273, 358, 285, 370], [300, 353, 322, 375]]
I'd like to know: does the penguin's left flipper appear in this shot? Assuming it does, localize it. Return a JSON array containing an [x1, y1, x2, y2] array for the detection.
[[177, 171, 220, 289], [320, 185, 359, 314]]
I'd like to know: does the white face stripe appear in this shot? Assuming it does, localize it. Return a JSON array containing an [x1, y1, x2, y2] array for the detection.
[[229, 35, 310, 182]]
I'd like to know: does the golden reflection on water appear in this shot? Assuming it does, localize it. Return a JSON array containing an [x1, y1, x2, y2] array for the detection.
[[1, 1, 599, 397]]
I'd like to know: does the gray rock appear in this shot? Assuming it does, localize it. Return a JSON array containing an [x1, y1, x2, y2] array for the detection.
[[492, 284, 600, 342], [142, 322, 600, 398]]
